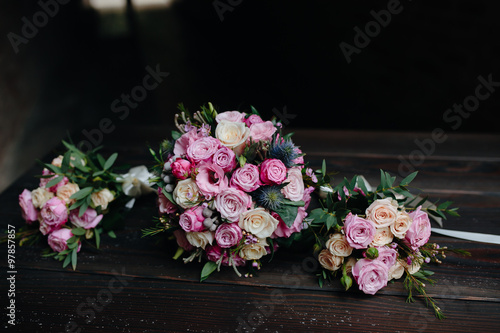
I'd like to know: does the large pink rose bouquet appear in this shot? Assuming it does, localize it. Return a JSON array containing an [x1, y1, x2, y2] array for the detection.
[[145, 103, 318, 280], [308, 168, 469, 318], [9, 141, 151, 270]]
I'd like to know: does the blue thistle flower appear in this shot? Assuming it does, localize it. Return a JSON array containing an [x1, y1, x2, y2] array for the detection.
[[268, 138, 300, 168], [253, 185, 285, 211]]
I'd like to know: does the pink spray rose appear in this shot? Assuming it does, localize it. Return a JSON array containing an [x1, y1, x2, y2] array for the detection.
[[171, 158, 193, 180], [405, 206, 431, 251], [39, 168, 69, 193], [215, 111, 246, 123], [39, 197, 68, 235], [249, 121, 277, 142], [186, 136, 220, 163], [158, 188, 178, 215], [376, 246, 398, 269], [215, 188, 252, 223], [244, 114, 264, 127], [260, 159, 287, 185], [196, 163, 229, 199], [343, 213, 376, 249], [212, 146, 237, 172], [230, 163, 261, 192], [69, 208, 103, 229], [48, 228, 81, 253], [173, 229, 195, 251], [206, 244, 246, 266], [352, 258, 389, 295], [215, 223, 243, 248], [173, 128, 206, 157], [179, 206, 205, 232], [19, 189, 38, 223]]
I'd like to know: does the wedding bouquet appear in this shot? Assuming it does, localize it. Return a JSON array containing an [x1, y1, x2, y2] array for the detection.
[[308, 168, 469, 318], [145, 103, 318, 280], [13, 140, 152, 270]]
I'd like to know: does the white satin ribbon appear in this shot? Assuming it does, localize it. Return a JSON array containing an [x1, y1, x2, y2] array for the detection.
[[431, 228, 500, 245]]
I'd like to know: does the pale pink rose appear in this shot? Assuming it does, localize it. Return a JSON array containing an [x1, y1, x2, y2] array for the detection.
[[179, 206, 205, 232], [260, 159, 287, 185], [371, 227, 394, 247], [366, 198, 398, 228], [196, 163, 228, 199], [186, 136, 220, 163], [171, 158, 193, 180], [212, 146, 237, 172], [249, 121, 277, 142], [215, 188, 252, 223], [206, 244, 246, 266], [270, 208, 306, 238], [215, 223, 243, 248], [405, 206, 431, 251], [158, 188, 178, 214], [302, 186, 315, 210], [48, 228, 81, 253], [215, 121, 250, 155], [173, 128, 205, 157], [230, 163, 261, 192], [69, 208, 103, 229], [40, 197, 68, 235], [291, 147, 304, 166], [39, 168, 69, 193], [173, 229, 195, 251], [343, 213, 376, 249], [19, 189, 38, 223], [281, 167, 305, 201], [376, 246, 398, 269], [216, 111, 246, 123], [245, 114, 264, 127], [352, 258, 389, 295]]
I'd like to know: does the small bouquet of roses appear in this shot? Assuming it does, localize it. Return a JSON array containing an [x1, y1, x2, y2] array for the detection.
[[307, 168, 469, 318], [145, 103, 318, 280], [13, 140, 153, 270]]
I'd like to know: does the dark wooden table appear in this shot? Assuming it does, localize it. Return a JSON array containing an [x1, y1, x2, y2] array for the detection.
[[1, 127, 499, 332]]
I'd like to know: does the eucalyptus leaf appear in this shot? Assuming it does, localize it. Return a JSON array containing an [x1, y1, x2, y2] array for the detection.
[[104, 153, 118, 170], [45, 176, 64, 189], [70, 187, 93, 200], [200, 261, 217, 282]]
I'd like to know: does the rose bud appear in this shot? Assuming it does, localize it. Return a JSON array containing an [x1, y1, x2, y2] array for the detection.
[[365, 247, 379, 260]]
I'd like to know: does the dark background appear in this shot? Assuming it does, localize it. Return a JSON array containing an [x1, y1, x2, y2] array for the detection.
[[1, 0, 499, 192]]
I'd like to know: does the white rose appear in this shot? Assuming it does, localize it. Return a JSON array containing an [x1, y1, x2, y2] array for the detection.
[[173, 178, 201, 209], [391, 211, 413, 239], [215, 121, 250, 155], [91, 188, 115, 210], [326, 233, 353, 257], [238, 207, 279, 239], [370, 226, 394, 247], [31, 187, 54, 209], [344, 257, 357, 275], [388, 260, 405, 281], [281, 167, 305, 202], [56, 183, 80, 205], [239, 238, 268, 260], [318, 249, 343, 271], [366, 198, 398, 228], [186, 231, 214, 249]]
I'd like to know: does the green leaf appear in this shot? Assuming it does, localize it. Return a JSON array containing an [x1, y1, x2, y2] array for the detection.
[[200, 261, 217, 282], [97, 154, 107, 169], [171, 131, 182, 140], [326, 214, 337, 230], [95, 228, 101, 249], [70, 187, 93, 200], [72, 228, 86, 236], [44, 163, 62, 174], [71, 248, 78, 270], [400, 171, 418, 186], [162, 188, 175, 204], [62, 254, 71, 268], [93, 170, 105, 177], [321, 160, 326, 177], [45, 176, 64, 189], [107, 230, 117, 239], [282, 199, 305, 207], [380, 169, 387, 188], [104, 153, 118, 170], [61, 151, 71, 173], [68, 199, 84, 211], [79, 200, 89, 217], [274, 204, 299, 227]]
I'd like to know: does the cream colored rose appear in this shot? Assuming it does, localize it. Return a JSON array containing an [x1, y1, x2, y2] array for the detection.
[[91, 188, 115, 210], [57, 183, 80, 205], [239, 238, 268, 260], [51, 155, 64, 167], [185, 231, 214, 249], [366, 198, 398, 228], [326, 233, 353, 257], [215, 121, 250, 155], [173, 178, 201, 209], [281, 167, 305, 202], [388, 260, 405, 281], [238, 207, 279, 239], [370, 226, 394, 247], [391, 211, 413, 239], [318, 249, 343, 271], [344, 257, 357, 275], [31, 187, 54, 209], [401, 258, 421, 275]]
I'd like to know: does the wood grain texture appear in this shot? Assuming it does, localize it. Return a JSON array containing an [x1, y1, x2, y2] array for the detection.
[[1, 128, 499, 332]]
